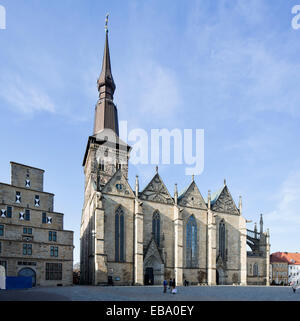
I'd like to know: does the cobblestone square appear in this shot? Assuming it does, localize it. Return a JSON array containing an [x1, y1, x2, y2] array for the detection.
[[0, 285, 299, 301]]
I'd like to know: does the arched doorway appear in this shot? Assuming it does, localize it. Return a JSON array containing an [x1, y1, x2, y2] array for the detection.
[[144, 268, 154, 285], [18, 268, 36, 287], [144, 255, 164, 285], [216, 268, 225, 285]]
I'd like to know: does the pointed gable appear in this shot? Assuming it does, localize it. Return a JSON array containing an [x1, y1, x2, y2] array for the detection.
[[211, 185, 239, 215], [102, 169, 135, 198], [139, 173, 174, 205], [144, 238, 164, 264], [178, 181, 207, 209]]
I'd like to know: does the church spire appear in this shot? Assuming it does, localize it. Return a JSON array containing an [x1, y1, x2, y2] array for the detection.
[[93, 14, 119, 136], [97, 14, 116, 101]]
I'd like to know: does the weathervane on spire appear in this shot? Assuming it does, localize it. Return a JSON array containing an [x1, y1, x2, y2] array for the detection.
[[105, 13, 109, 32]]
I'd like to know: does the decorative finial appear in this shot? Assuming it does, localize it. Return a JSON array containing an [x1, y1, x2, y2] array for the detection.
[[135, 175, 139, 196], [192, 174, 194, 182], [224, 179, 226, 186], [156, 166, 158, 174], [105, 13, 109, 32]]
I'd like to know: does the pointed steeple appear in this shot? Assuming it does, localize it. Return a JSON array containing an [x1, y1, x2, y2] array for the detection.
[[135, 175, 139, 197], [97, 20, 116, 101], [174, 183, 178, 205], [93, 14, 119, 136], [260, 214, 263, 234]]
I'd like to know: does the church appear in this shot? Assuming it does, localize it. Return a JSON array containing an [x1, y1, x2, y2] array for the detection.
[[80, 22, 270, 286]]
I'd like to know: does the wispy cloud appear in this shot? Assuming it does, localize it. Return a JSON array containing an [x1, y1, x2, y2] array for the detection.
[[264, 170, 300, 252], [265, 170, 300, 226], [136, 61, 181, 117], [0, 73, 55, 114], [186, 0, 300, 121], [117, 59, 182, 128]]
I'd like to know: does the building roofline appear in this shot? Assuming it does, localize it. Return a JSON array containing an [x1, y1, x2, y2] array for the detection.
[[10, 161, 45, 173], [0, 182, 54, 196]]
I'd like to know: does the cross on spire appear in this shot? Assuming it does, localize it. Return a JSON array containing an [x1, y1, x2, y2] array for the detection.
[[105, 13, 109, 32]]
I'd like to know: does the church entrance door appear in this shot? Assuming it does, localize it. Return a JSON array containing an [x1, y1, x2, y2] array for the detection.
[[144, 268, 154, 285], [216, 268, 225, 285]]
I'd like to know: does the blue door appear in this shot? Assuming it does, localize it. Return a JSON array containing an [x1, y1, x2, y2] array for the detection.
[[18, 268, 36, 287]]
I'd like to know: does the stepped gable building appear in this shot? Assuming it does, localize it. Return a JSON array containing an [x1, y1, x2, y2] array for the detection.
[[0, 162, 74, 286], [80, 22, 270, 286]]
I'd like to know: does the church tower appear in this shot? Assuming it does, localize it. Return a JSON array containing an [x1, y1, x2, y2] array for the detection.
[[80, 16, 131, 285], [82, 15, 131, 190]]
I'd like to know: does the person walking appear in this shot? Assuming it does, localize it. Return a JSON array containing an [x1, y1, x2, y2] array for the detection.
[[169, 279, 173, 292], [163, 279, 168, 293], [172, 278, 177, 294]]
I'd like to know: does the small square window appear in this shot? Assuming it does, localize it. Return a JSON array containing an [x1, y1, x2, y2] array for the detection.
[[23, 244, 32, 256], [0, 209, 6, 218], [19, 212, 25, 220], [25, 179, 30, 188], [16, 192, 21, 204], [34, 195, 40, 207], [23, 227, 32, 235], [25, 209, 30, 221], [6, 206, 12, 218], [49, 231, 57, 242], [50, 246, 58, 257]]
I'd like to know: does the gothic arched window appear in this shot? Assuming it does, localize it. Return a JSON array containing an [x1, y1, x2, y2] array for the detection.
[[186, 215, 197, 267], [152, 211, 160, 246], [99, 160, 105, 171], [115, 206, 125, 262], [253, 263, 258, 277], [219, 220, 226, 261]]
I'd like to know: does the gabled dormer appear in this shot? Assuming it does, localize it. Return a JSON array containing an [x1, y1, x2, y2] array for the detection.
[[139, 168, 173, 205], [178, 178, 207, 210], [211, 180, 239, 215], [102, 168, 135, 198]]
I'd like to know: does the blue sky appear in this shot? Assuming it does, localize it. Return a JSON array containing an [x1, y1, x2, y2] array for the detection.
[[1, 0, 300, 264]]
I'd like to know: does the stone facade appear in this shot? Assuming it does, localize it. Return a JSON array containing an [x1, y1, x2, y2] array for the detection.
[[0, 162, 74, 286], [80, 27, 270, 286], [246, 217, 270, 285], [269, 255, 288, 285]]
